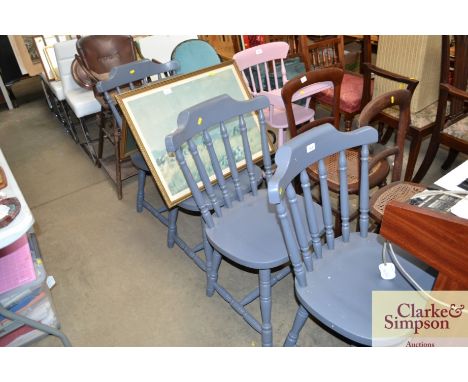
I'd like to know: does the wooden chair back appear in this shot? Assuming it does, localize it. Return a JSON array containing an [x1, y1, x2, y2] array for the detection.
[[299, 36, 345, 71], [198, 35, 241, 60], [281, 67, 343, 137], [267, 123, 378, 285], [95, 59, 179, 130], [165, 95, 272, 228]]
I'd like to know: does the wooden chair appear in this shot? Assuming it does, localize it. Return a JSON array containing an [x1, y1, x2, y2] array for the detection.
[[299, 35, 369, 131], [198, 35, 241, 60], [95, 59, 179, 199], [233, 41, 315, 147], [170, 39, 221, 75], [267, 123, 436, 346], [361, 36, 446, 182], [96, 59, 217, 271], [361, 90, 427, 225], [413, 35, 468, 181], [413, 83, 468, 182], [282, 67, 391, 232], [165, 94, 324, 346]]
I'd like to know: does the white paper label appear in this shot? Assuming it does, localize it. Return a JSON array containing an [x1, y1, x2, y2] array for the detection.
[[255, 48, 263, 55], [47, 275, 56, 289], [163, 88, 172, 95], [306, 143, 316, 153], [300, 76, 307, 83]]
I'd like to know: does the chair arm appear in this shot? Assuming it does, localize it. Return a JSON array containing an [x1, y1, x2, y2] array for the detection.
[[441, 83, 468, 100], [368, 146, 399, 171], [361, 63, 419, 109], [363, 63, 419, 93]]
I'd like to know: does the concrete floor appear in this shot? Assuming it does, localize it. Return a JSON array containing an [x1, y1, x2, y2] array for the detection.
[[0, 76, 466, 347]]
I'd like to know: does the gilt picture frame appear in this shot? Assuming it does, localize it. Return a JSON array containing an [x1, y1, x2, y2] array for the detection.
[[116, 60, 270, 208]]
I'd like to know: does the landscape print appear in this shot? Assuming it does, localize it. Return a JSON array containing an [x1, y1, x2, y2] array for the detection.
[[120, 63, 265, 206]]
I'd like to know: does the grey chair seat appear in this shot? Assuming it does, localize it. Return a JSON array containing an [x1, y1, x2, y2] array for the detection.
[[131, 151, 264, 212], [295, 232, 436, 346], [206, 189, 324, 269]]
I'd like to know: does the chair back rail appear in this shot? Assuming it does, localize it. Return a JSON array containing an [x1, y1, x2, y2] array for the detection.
[[166, 95, 271, 228]]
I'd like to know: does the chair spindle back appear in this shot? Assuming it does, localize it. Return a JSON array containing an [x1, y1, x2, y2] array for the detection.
[[166, 95, 272, 228], [299, 36, 345, 72], [268, 124, 378, 286], [95, 59, 179, 129], [234, 42, 290, 95]]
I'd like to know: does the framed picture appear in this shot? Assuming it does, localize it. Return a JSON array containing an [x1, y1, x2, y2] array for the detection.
[[22, 36, 41, 64], [33, 36, 53, 81], [44, 46, 60, 81], [116, 61, 270, 208]]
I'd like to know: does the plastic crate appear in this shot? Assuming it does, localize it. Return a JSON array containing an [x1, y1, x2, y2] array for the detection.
[[0, 235, 47, 309], [0, 234, 60, 346]]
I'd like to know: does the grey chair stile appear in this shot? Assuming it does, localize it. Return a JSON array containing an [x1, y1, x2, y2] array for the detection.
[[166, 94, 325, 346], [268, 123, 436, 346]]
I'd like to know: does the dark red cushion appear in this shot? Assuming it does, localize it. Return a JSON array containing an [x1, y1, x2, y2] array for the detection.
[[315, 73, 364, 114]]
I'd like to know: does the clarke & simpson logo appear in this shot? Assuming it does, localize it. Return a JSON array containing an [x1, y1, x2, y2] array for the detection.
[[384, 302, 464, 335], [372, 291, 468, 347]]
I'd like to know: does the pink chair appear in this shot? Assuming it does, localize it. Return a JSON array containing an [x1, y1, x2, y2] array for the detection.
[[233, 42, 316, 147]]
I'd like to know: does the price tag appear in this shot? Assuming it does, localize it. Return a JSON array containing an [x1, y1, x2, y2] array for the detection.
[[255, 48, 263, 55], [300, 76, 307, 83], [306, 143, 316, 153], [163, 88, 172, 95]]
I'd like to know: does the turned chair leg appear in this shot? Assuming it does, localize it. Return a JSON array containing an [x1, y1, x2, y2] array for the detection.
[[206, 250, 221, 297], [167, 208, 179, 248], [136, 170, 146, 213], [284, 304, 309, 347], [259, 269, 273, 347]]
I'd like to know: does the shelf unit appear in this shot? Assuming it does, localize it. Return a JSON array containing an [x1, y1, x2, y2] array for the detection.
[[0, 149, 71, 346]]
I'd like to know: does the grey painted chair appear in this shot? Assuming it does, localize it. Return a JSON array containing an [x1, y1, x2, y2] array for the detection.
[[95, 59, 179, 200], [166, 94, 324, 346], [95, 59, 206, 268], [268, 123, 436, 346]]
